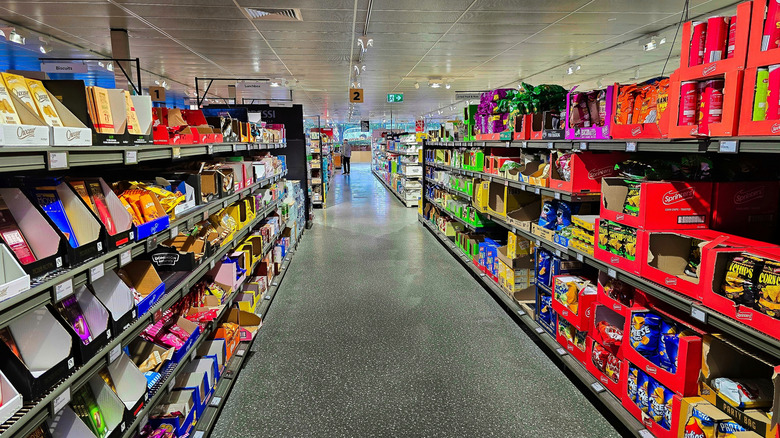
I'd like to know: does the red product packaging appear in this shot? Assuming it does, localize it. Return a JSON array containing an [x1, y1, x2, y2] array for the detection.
[[624, 306, 703, 396], [548, 151, 628, 194], [678, 81, 699, 125], [704, 16, 729, 63], [703, 246, 780, 341], [699, 78, 725, 133], [767, 64, 780, 120], [726, 15, 737, 59], [620, 366, 683, 438], [555, 318, 588, 364], [764, 0, 780, 51], [585, 337, 624, 397], [596, 271, 648, 317], [689, 21, 708, 67], [551, 274, 597, 331], [710, 181, 780, 242], [594, 221, 648, 275], [599, 178, 713, 230], [588, 303, 626, 354]]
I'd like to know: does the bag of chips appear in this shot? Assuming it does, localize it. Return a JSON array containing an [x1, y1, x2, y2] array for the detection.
[[648, 379, 669, 427], [716, 420, 747, 437], [591, 341, 610, 372], [627, 365, 640, 403], [757, 259, 780, 318], [596, 320, 623, 348], [637, 371, 651, 413], [615, 85, 637, 124], [539, 200, 559, 229], [555, 201, 573, 233], [537, 249, 552, 286], [630, 312, 661, 355], [605, 353, 620, 383], [684, 407, 715, 438], [721, 253, 762, 305], [711, 377, 774, 409]]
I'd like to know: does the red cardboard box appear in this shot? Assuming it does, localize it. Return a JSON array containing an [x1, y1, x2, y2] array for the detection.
[[678, 1, 751, 76], [596, 271, 648, 317], [594, 220, 648, 275], [710, 181, 780, 242], [736, 66, 780, 136], [624, 307, 702, 396], [551, 274, 597, 330], [549, 151, 627, 194], [555, 317, 588, 364], [585, 336, 624, 397], [609, 80, 673, 139], [600, 178, 712, 230], [703, 246, 780, 341], [667, 69, 744, 138], [621, 363, 683, 438]]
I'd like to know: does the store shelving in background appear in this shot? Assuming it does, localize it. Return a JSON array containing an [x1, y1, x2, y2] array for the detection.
[[372, 133, 422, 208]]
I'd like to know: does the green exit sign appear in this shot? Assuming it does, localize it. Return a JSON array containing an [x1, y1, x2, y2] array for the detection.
[[387, 93, 404, 103]]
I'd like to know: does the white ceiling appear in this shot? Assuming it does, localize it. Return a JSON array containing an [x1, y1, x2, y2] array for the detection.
[[0, 0, 742, 123]]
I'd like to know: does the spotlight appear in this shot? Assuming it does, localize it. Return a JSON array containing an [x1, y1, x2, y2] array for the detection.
[[445, 83, 451, 89], [39, 45, 51, 54], [98, 61, 105, 68], [162, 80, 169, 89], [106, 62, 114, 71], [567, 64, 581, 75], [270, 81, 280, 87], [7, 30, 25, 45], [414, 82, 420, 89], [154, 80, 161, 86]]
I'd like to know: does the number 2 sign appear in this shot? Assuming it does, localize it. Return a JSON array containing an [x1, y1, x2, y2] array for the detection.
[[349, 88, 364, 103]]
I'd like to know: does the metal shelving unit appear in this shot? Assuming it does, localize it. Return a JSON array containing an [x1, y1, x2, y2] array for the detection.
[[190, 226, 304, 437], [418, 215, 645, 437], [0, 142, 286, 174], [372, 170, 419, 208], [0, 194, 286, 437]]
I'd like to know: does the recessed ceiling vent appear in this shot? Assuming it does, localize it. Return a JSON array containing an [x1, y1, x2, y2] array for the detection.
[[244, 8, 303, 21]]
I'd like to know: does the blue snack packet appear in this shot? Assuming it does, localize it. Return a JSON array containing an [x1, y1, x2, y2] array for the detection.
[[648, 379, 668, 427], [627, 364, 640, 403], [657, 320, 679, 372], [630, 312, 662, 356], [662, 389, 674, 430], [555, 201, 573, 233], [537, 249, 552, 287], [539, 200, 559, 230], [539, 294, 554, 326], [637, 371, 651, 413], [717, 420, 747, 435]]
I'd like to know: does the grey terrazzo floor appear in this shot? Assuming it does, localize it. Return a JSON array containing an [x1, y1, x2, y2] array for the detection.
[[211, 163, 620, 437]]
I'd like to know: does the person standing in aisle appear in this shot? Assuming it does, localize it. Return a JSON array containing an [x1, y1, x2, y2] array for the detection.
[[342, 140, 351, 174]]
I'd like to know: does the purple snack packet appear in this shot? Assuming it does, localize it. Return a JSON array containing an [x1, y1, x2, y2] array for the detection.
[[60, 296, 93, 344]]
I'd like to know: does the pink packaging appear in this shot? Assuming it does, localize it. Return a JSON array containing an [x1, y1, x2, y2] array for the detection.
[[726, 15, 737, 59], [679, 81, 699, 125], [565, 85, 614, 140], [704, 16, 728, 63], [763, 0, 780, 50], [689, 21, 707, 66]]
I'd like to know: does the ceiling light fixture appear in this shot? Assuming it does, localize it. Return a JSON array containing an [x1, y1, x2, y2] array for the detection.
[[414, 82, 420, 89], [154, 80, 161, 86], [106, 62, 114, 71], [445, 83, 451, 89], [357, 35, 374, 52], [567, 64, 581, 75], [39, 45, 51, 54], [270, 81, 280, 87], [642, 35, 667, 52], [98, 61, 105, 68], [6, 29, 25, 45], [162, 80, 169, 89]]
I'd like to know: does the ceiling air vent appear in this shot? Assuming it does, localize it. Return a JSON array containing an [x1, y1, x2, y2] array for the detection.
[[243, 8, 303, 21]]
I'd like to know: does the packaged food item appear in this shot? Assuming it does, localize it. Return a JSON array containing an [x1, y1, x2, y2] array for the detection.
[[637, 371, 651, 412], [587, 90, 601, 126], [34, 185, 79, 248], [657, 321, 680, 373], [764, 0, 780, 51], [58, 296, 93, 344], [124, 90, 143, 135], [767, 65, 780, 120], [690, 21, 708, 66], [605, 353, 620, 383], [602, 277, 634, 306], [701, 79, 725, 127], [86, 181, 117, 234], [555, 153, 573, 182], [555, 201, 574, 234], [716, 420, 747, 437], [25, 79, 62, 127], [648, 379, 669, 427], [0, 78, 20, 125], [684, 240, 703, 278], [704, 16, 729, 63], [615, 85, 637, 124], [0, 197, 36, 264], [726, 15, 737, 59], [630, 312, 661, 355], [711, 377, 774, 409], [597, 220, 609, 251], [757, 259, 780, 318], [685, 407, 716, 438], [680, 81, 700, 125], [663, 389, 674, 430], [754, 67, 770, 121], [1, 73, 37, 116], [721, 253, 762, 305], [538, 293, 555, 327], [71, 385, 108, 437], [538, 200, 558, 230], [591, 341, 610, 372], [657, 79, 670, 122], [0, 327, 22, 362], [596, 320, 623, 348], [627, 364, 640, 402]]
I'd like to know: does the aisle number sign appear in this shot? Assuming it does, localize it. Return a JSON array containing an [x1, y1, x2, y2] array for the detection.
[[349, 88, 364, 103], [149, 86, 166, 102], [387, 93, 404, 103]]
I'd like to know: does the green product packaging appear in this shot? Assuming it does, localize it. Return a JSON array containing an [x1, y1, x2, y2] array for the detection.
[[754, 67, 770, 121]]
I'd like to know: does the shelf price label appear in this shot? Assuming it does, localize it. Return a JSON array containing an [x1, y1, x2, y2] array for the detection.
[[591, 382, 605, 393], [547, 142, 554, 149], [172, 147, 181, 159], [47, 151, 69, 170], [626, 141, 637, 152], [124, 150, 138, 164], [555, 348, 567, 356], [54, 278, 74, 302], [89, 263, 105, 283], [719, 140, 738, 154], [607, 268, 617, 278], [579, 142, 588, 150], [52, 387, 71, 414], [690, 306, 707, 323], [534, 327, 545, 334], [108, 344, 122, 363]]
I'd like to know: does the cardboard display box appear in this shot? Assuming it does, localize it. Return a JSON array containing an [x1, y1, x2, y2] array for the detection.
[[594, 219, 645, 275], [710, 181, 780, 242], [596, 271, 647, 317], [0, 92, 50, 146], [49, 406, 101, 438], [620, 363, 683, 438], [600, 178, 712, 230], [585, 336, 624, 397], [529, 111, 566, 140], [148, 389, 195, 436], [86, 373, 128, 438], [90, 270, 136, 335], [0, 243, 31, 304], [565, 85, 616, 140], [120, 260, 166, 317], [0, 370, 22, 425], [551, 274, 597, 330], [106, 353, 148, 423], [0, 307, 75, 400], [555, 317, 588, 364], [549, 151, 627, 194], [698, 334, 779, 437], [52, 284, 112, 366]]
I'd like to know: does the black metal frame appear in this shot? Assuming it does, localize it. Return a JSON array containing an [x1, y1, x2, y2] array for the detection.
[[38, 57, 142, 94], [194, 77, 294, 107]]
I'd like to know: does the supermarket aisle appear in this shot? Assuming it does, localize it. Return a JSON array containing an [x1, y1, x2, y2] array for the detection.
[[212, 163, 619, 437]]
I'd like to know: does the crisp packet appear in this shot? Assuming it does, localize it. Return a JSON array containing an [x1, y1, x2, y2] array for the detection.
[[630, 312, 661, 355], [711, 377, 774, 409]]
